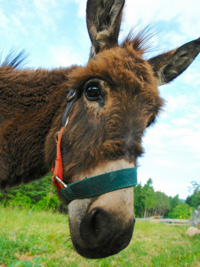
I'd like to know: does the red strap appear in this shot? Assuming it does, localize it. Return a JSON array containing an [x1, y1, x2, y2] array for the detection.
[[52, 127, 65, 190]]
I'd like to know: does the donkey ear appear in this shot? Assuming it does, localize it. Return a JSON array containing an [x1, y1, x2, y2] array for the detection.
[[86, 0, 125, 57], [148, 38, 200, 86]]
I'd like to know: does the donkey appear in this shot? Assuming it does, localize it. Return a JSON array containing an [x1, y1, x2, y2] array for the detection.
[[0, 0, 199, 259]]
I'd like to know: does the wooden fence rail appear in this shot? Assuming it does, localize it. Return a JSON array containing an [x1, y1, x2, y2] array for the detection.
[[136, 218, 190, 226]]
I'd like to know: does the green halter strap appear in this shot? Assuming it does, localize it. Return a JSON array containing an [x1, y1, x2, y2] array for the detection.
[[59, 168, 137, 204]]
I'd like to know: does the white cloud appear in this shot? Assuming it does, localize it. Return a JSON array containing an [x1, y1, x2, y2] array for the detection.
[[124, 0, 200, 27], [143, 123, 171, 150], [152, 179, 191, 199], [144, 121, 199, 155], [182, 64, 200, 87], [74, 0, 87, 18], [137, 166, 192, 199], [33, 0, 61, 28], [180, 132, 200, 156], [154, 158, 174, 167], [166, 95, 189, 113], [164, 93, 200, 116], [177, 6, 200, 39], [171, 118, 191, 127], [123, 0, 200, 51], [74, 0, 200, 39], [10, 15, 28, 35], [0, 9, 9, 29], [48, 45, 85, 67]]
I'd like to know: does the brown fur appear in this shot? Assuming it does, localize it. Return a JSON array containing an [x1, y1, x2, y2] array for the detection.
[[0, 66, 76, 187]]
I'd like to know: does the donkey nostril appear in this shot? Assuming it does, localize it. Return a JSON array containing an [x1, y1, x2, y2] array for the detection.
[[80, 208, 111, 248], [91, 209, 111, 239], [75, 208, 135, 258], [90, 209, 100, 237]]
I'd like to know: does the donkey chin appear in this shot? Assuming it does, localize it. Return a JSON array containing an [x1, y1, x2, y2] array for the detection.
[[67, 160, 135, 259]]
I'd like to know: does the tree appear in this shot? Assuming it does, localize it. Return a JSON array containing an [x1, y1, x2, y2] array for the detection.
[[154, 191, 170, 217], [186, 181, 200, 208], [143, 178, 156, 217], [169, 195, 180, 212], [134, 179, 171, 218], [134, 183, 145, 218]]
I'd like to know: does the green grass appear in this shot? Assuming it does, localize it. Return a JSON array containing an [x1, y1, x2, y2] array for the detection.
[[0, 207, 200, 267]]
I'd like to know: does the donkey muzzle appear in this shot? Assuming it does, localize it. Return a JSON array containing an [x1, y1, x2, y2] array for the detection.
[[73, 207, 135, 259], [68, 182, 135, 259]]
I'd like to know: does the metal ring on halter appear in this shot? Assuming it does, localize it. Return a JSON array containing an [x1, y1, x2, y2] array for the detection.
[[66, 90, 76, 102], [54, 131, 59, 143], [54, 176, 67, 188], [64, 117, 69, 127], [62, 91, 76, 126]]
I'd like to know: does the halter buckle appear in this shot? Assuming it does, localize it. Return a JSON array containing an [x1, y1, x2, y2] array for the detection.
[[54, 176, 67, 188]]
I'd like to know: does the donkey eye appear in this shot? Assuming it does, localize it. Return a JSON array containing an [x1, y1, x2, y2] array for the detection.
[[146, 116, 155, 128], [85, 84, 101, 100], [84, 81, 101, 101]]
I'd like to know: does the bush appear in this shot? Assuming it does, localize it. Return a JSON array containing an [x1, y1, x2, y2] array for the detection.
[[168, 203, 193, 219], [0, 173, 61, 212], [10, 193, 32, 209], [35, 193, 60, 211]]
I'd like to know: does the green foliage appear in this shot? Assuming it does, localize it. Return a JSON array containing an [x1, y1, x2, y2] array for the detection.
[[143, 178, 156, 217], [133, 179, 198, 219], [169, 194, 181, 212], [154, 191, 170, 216], [168, 203, 192, 219], [186, 181, 200, 208], [134, 178, 170, 218], [0, 173, 60, 212], [11, 193, 32, 209], [34, 193, 60, 211], [134, 183, 145, 218]]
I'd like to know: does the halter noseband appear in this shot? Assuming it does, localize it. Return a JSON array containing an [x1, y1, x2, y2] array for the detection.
[[52, 90, 137, 204]]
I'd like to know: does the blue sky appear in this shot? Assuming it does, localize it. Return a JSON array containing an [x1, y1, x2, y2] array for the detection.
[[0, 0, 199, 199]]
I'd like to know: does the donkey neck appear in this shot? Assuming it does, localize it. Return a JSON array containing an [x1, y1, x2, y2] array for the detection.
[[0, 65, 76, 188]]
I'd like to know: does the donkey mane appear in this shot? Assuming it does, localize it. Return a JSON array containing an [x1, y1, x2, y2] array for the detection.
[[1, 50, 27, 69], [121, 27, 154, 53]]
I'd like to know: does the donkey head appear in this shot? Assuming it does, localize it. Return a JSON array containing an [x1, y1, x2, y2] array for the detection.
[[46, 0, 200, 259]]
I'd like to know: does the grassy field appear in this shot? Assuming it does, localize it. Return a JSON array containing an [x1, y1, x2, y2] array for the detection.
[[0, 207, 200, 267]]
